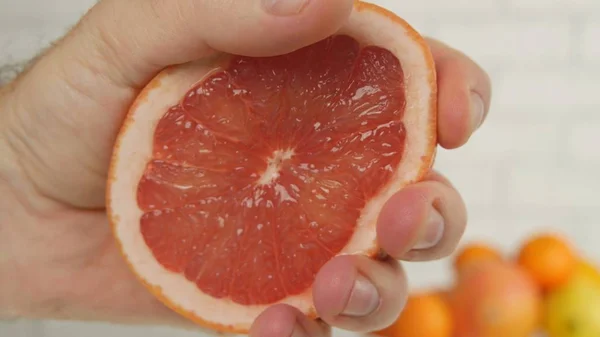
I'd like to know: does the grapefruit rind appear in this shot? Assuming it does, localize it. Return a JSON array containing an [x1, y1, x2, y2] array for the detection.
[[107, 1, 437, 333]]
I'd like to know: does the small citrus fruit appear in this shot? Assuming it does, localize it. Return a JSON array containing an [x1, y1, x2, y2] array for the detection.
[[433, 287, 452, 304], [453, 242, 503, 272], [107, 1, 437, 333], [517, 233, 577, 290], [449, 260, 542, 337], [545, 268, 600, 337], [375, 292, 453, 337]]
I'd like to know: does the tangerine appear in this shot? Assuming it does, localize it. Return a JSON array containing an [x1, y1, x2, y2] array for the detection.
[[453, 242, 503, 272], [517, 233, 577, 291], [375, 292, 453, 337], [449, 260, 542, 337]]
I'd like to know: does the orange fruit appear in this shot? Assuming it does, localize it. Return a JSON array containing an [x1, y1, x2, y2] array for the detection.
[[106, 1, 437, 333], [375, 292, 453, 337], [517, 233, 577, 291], [433, 287, 452, 305], [449, 260, 542, 337], [453, 242, 503, 272]]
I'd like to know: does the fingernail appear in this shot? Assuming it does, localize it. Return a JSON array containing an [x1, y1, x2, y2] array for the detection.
[[413, 207, 444, 250], [342, 274, 380, 317], [262, 0, 310, 16], [470, 91, 485, 131]]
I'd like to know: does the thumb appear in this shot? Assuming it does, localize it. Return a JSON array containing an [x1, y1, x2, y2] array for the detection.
[[4, 0, 354, 208], [71, 0, 355, 87]]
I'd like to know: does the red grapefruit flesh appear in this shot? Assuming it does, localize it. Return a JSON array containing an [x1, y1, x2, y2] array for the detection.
[[108, 1, 437, 333], [138, 34, 407, 305]]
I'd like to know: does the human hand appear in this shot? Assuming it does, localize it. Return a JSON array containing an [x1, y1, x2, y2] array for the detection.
[[0, 0, 491, 336]]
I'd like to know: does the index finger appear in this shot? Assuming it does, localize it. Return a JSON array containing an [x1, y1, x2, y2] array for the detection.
[[427, 38, 492, 149]]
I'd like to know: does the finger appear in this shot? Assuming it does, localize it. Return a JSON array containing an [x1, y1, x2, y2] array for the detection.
[[376, 171, 468, 261], [312, 255, 407, 333], [427, 38, 492, 149], [66, 0, 355, 87], [250, 304, 331, 337]]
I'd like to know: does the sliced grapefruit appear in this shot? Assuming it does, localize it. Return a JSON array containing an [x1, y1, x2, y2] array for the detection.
[[107, 1, 437, 333]]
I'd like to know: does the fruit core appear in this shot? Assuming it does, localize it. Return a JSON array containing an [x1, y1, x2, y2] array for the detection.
[[258, 149, 295, 185], [136, 35, 407, 305]]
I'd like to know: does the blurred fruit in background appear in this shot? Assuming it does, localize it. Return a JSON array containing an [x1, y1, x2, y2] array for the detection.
[[370, 231, 600, 337], [453, 242, 504, 273], [575, 259, 600, 287], [517, 233, 577, 291], [544, 262, 600, 337], [449, 260, 542, 337], [374, 292, 453, 337]]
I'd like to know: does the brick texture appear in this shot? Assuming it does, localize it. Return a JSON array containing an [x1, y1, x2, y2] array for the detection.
[[582, 21, 600, 63], [508, 0, 600, 11], [1, 0, 600, 337]]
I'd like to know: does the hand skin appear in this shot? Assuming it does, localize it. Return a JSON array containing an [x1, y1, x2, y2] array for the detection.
[[0, 0, 491, 336]]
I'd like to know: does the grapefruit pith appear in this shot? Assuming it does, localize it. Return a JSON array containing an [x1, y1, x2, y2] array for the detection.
[[107, 1, 437, 333]]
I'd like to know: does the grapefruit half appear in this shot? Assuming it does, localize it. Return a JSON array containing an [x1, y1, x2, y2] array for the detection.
[[107, 1, 437, 333]]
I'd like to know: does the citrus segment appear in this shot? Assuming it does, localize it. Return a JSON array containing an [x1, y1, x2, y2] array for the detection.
[[136, 34, 407, 305]]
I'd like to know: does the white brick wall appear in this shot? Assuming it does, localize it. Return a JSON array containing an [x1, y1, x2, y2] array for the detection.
[[1, 0, 600, 336], [508, 0, 600, 11], [376, 0, 501, 14], [436, 20, 572, 69], [582, 21, 600, 63]]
